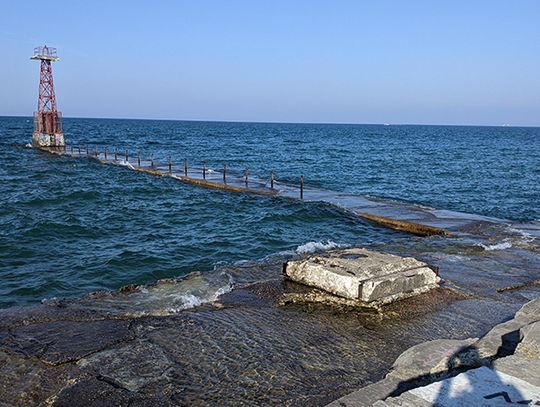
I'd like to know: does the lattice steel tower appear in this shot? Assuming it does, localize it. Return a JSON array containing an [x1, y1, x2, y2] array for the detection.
[[31, 45, 64, 148]]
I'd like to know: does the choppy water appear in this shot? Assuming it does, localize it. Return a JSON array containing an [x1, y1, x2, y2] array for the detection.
[[1, 116, 539, 307]]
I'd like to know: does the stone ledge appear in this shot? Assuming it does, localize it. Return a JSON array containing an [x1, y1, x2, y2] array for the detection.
[[516, 321, 540, 360], [386, 338, 478, 381], [326, 377, 401, 407], [326, 297, 540, 407], [493, 355, 540, 387]]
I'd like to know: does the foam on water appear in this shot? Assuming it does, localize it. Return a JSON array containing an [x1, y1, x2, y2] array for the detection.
[[43, 271, 235, 317], [295, 240, 347, 254], [478, 240, 513, 251], [118, 159, 135, 170], [507, 227, 537, 242]]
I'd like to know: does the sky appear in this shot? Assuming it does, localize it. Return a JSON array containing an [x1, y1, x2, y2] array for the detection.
[[1, 1, 539, 126]]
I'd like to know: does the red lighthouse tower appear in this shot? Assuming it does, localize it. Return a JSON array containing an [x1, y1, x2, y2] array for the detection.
[[31, 45, 64, 148]]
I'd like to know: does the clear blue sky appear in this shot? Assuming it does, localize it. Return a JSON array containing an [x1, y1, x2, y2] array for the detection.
[[1, 1, 539, 125]]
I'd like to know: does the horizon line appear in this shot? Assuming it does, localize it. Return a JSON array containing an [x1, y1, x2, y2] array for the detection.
[[1, 114, 539, 129]]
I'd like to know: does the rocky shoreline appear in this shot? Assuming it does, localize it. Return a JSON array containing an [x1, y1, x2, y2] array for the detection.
[[0, 264, 537, 405], [0, 215, 539, 406]]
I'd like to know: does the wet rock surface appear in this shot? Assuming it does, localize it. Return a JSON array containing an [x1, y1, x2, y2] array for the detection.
[[0, 218, 538, 406], [0, 281, 535, 406], [2, 319, 133, 366]]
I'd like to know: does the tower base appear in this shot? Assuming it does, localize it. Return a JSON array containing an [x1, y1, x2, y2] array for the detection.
[[32, 132, 65, 149]]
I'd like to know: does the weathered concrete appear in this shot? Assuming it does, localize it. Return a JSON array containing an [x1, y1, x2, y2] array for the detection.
[[32, 132, 65, 148], [516, 321, 540, 360], [283, 248, 440, 304], [516, 298, 540, 320], [462, 302, 540, 364], [330, 378, 403, 407], [470, 318, 527, 362], [0, 267, 536, 407]]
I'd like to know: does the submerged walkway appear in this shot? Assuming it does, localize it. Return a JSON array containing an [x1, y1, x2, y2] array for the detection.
[[41, 145, 527, 238]]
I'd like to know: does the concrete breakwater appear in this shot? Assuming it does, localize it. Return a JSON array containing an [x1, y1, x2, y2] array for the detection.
[[37, 145, 454, 237], [38, 144, 527, 239]]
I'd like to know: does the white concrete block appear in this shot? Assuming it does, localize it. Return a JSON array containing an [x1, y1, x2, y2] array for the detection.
[[284, 248, 440, 303], [408, 366, 540, 406]]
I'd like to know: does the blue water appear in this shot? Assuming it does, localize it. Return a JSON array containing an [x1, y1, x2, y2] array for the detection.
[[1, 116, 539, 307]]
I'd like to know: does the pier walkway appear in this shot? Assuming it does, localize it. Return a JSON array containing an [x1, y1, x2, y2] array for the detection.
[[41, 145, 520, 238]]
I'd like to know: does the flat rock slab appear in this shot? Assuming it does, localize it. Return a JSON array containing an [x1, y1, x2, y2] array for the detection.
[[405, 366, 540, 407], [517, 321, 540, 360], [493, 355, 540, 387], [326, 377, 402, 407], [387, 338, 478, 381], [284, 248, 440, 304], [1, 319, 133, 366]]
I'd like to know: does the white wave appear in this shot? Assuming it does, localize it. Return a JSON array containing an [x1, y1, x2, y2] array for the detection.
[[42, 272, 235, 317], [172, 294, 203, 310], [166, 281, 233, 313], [118, 160, 135, 170], [440, 254, 467, 262], [25, 143, 32, 148], [296, 240, 347, 254], [478, 240, 513, 251], [507, 227, 535, 243], [270, 249, 296, 258]]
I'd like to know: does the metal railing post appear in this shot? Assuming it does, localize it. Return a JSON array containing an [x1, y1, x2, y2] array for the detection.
[[202, 160, 206, 179], [184, 159, 188, 176], [244, 168, 248, 186], [137, 152, 140, 167], [168, 156, 172, 173], [270, 171, 275, 189], [300, 175, 304, 200], [125, 150, 129, 162], [223, 163, 227, 183]]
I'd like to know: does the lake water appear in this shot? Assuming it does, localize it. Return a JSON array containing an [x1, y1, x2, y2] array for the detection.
[[1, 116, 538, 307]]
